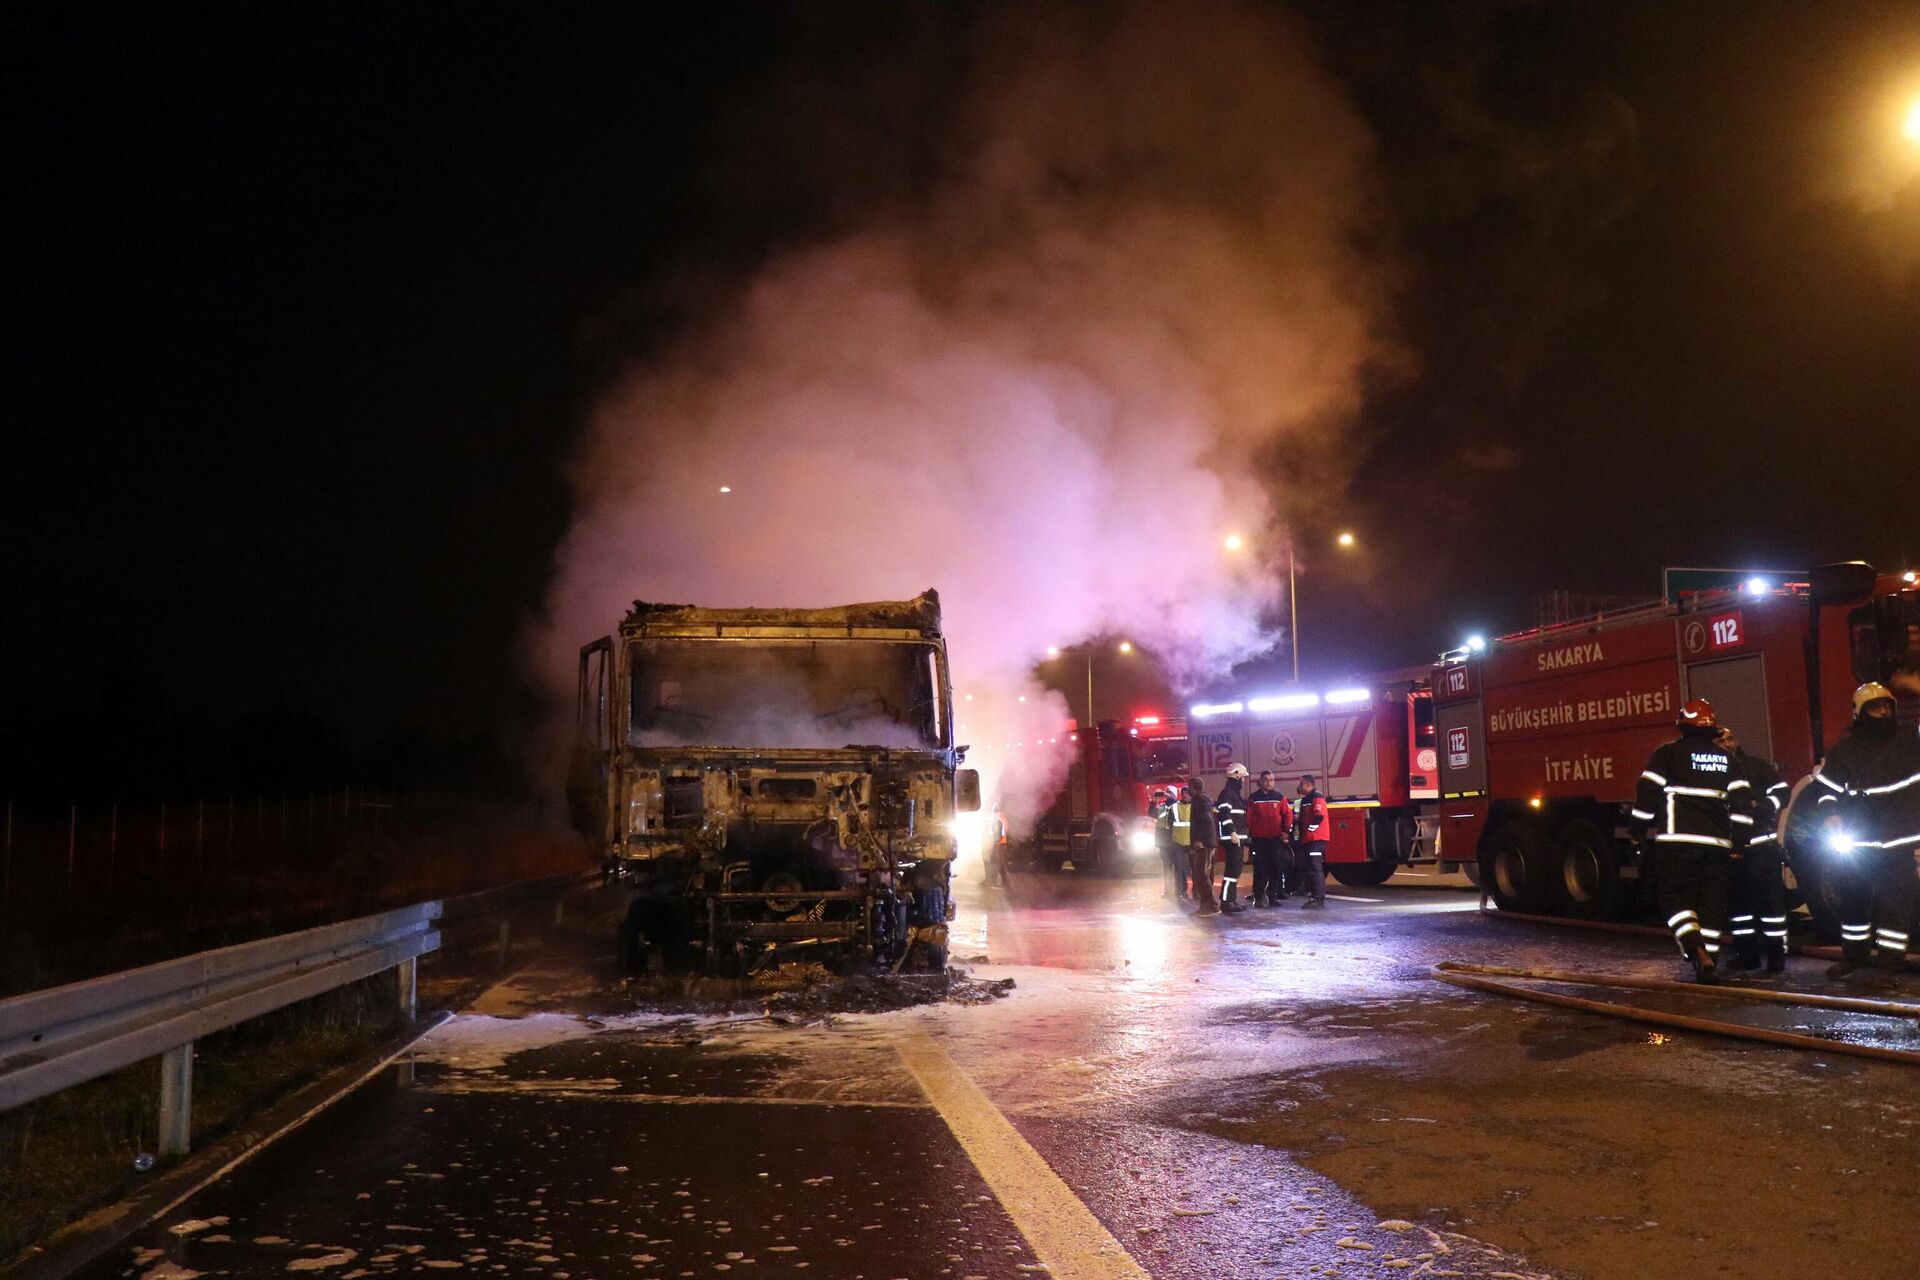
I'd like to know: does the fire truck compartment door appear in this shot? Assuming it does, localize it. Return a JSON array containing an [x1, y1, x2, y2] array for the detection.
[[1684, 654, 1772, 763], [1435, 698, 1486, 796]]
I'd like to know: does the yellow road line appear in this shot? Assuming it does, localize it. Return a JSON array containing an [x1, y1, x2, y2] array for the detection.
[[895, 1032, 1151, 1280]]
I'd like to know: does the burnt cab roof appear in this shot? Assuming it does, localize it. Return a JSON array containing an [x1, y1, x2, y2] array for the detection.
[[620, 589, 944, 641]]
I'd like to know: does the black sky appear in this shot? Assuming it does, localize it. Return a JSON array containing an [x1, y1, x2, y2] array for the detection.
[[6, 1, 1917, 794]]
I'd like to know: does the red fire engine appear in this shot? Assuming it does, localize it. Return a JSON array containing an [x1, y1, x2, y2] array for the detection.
[[1187, 672, 1438, 887], [1431, 562, 1919, 925], [1017, 715, 1188, 874]]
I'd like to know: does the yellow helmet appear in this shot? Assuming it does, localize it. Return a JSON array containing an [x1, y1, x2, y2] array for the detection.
[[1852, 682, 1896, 715]]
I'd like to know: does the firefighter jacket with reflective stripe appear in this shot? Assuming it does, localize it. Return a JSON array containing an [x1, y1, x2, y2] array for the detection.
[[1733, 751, 1786, 848], [1292, 791, 1328, 843], [1811, 726, 1920, 852], [1168, 801, 1192, 847], [1245, 788, 1293, 838], [1632, 734, 1750, 850], [1215, 781, 1246, 843]]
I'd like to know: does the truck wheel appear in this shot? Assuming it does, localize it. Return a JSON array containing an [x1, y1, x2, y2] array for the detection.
[[1551, 818, 1623, 919], [1329, 862, 1396, 888], [1088, 825, 1122, 877], [1484, 821, 1550, 913]]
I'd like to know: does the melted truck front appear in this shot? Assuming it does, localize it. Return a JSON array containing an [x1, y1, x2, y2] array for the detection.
[[567, 590, 978, 974]]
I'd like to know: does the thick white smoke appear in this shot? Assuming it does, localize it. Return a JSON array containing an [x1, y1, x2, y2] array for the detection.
[[534, 2, 1390, 832]]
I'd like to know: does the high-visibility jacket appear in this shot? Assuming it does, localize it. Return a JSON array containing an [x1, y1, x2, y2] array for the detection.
[[1812, 724, 1920, 853], [1246, 788, 1292, 838], [1631, 733, 1751, 850], [1169, 800, 1192, 847]]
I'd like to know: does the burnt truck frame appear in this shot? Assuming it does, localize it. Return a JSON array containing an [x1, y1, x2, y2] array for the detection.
[[567, 590, 979, 975]]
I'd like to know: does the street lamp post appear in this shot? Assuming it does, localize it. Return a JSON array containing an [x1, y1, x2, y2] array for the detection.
[[1281, 531, 1356, 683]]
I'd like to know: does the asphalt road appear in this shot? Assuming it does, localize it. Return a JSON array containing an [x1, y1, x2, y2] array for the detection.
[[88, 866, 1920, 1280]]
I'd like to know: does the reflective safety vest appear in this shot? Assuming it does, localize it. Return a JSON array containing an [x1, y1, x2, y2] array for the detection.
[[1170, 801, 1192, 847]]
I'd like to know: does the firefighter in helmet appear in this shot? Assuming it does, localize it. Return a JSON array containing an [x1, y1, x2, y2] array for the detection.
[[1811, 683, 1920, 982], [1717, 723, 1790, 973], [1631, 698, 1752, 982], [1215, 764, 1250, 913]]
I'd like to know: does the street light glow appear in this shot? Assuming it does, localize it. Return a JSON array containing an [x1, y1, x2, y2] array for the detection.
[[718, 485, 732, 494], [1223, 533, 1245, 552], [1336, 531, 1356, 548], [1046, 645, 1061, 657], [1117, 640, 1134, 654], [1905, 96, 1920, 143]]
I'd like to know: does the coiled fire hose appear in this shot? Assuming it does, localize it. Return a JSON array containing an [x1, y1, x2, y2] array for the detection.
[[1432, 961, 1920, 1067]]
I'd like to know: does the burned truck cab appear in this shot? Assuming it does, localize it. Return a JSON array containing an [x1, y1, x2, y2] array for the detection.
[[568, 590, 978, 974]]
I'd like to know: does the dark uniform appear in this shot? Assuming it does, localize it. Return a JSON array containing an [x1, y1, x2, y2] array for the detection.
[[1214, 775, 1248, 911], [1291, 779, 1329, 908], [1812, 700, 1920, 968], [1188, 782, 1220, 916], [1726, 750, 1790, 971], [1632, 720, 1751, 976]]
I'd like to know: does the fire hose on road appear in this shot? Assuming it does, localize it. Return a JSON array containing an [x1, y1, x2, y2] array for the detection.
[[1432, 960, 1920, 1067]]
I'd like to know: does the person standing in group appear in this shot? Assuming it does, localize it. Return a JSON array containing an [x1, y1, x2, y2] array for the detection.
[[1246, 769, 1293, 908], [1717, 724, 1790, 973], [1214, 764, 1250, 913], [1187, 778, 1220, 916], [1813, 682, 1920, 983], [1631, 698, 1748, 982], [1152, 788, 1189, 903], [1291, 774, 1329, 909]]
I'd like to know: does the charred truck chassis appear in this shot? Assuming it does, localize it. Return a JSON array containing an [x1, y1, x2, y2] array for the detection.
[[568, 591, 979, 976]]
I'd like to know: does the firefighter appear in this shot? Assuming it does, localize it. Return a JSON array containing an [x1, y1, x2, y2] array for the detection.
[[1717, 725, 1790, 973], [1166, 786, 1195, 903], [1246, 769, 1293, 908], [981, 799, 1010, 887], [1631, 698, 1750, 982], [1187, 778, 1221, 916], [1152, 789, 1188, 902], [1812, 683, 1920, 982], [1291, 773, 1329, 909], [1215, 764, 1250, 913]]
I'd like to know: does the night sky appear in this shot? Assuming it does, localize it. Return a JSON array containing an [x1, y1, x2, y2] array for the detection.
[[6, 1, 1917, 797]]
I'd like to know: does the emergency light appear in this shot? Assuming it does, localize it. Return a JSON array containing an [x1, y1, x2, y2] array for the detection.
[[1826, 830, 1857, 855]]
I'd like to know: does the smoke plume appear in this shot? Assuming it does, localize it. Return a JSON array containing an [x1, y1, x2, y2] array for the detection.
[[534, 1, 1391, 830]]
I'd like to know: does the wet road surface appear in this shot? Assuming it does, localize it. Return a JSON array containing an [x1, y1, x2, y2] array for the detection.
[[89, 869, 1920, 1280]]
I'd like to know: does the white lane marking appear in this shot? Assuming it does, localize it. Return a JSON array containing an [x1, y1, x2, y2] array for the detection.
[[895, 1032, 1151, 1280], [1327, 893, 1384, 903]]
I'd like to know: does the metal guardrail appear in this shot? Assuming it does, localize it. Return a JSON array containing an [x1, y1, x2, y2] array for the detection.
[[0, 869, 598, 1155]]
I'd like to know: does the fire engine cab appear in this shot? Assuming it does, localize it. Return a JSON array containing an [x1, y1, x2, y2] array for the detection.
[[1019, 715, 1188, 874]]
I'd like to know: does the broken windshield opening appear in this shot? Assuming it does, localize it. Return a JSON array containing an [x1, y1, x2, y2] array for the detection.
[[627, 639, 946, 750]]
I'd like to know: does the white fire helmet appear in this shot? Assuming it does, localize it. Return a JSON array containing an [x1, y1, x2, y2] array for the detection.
[[1852, 682, 1896, 715], [1226, 763, 1249, 780]]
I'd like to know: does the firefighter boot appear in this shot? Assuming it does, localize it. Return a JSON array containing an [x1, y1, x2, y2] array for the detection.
[[1689, 940, 1719, 984]]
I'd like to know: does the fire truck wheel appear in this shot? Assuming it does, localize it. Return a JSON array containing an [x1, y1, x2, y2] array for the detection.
[[1484, 820, 1551, 913], [1329, 861, 1396, 888], [1551, 818, 1623, 919], [1088, 825, 1122, 876]]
